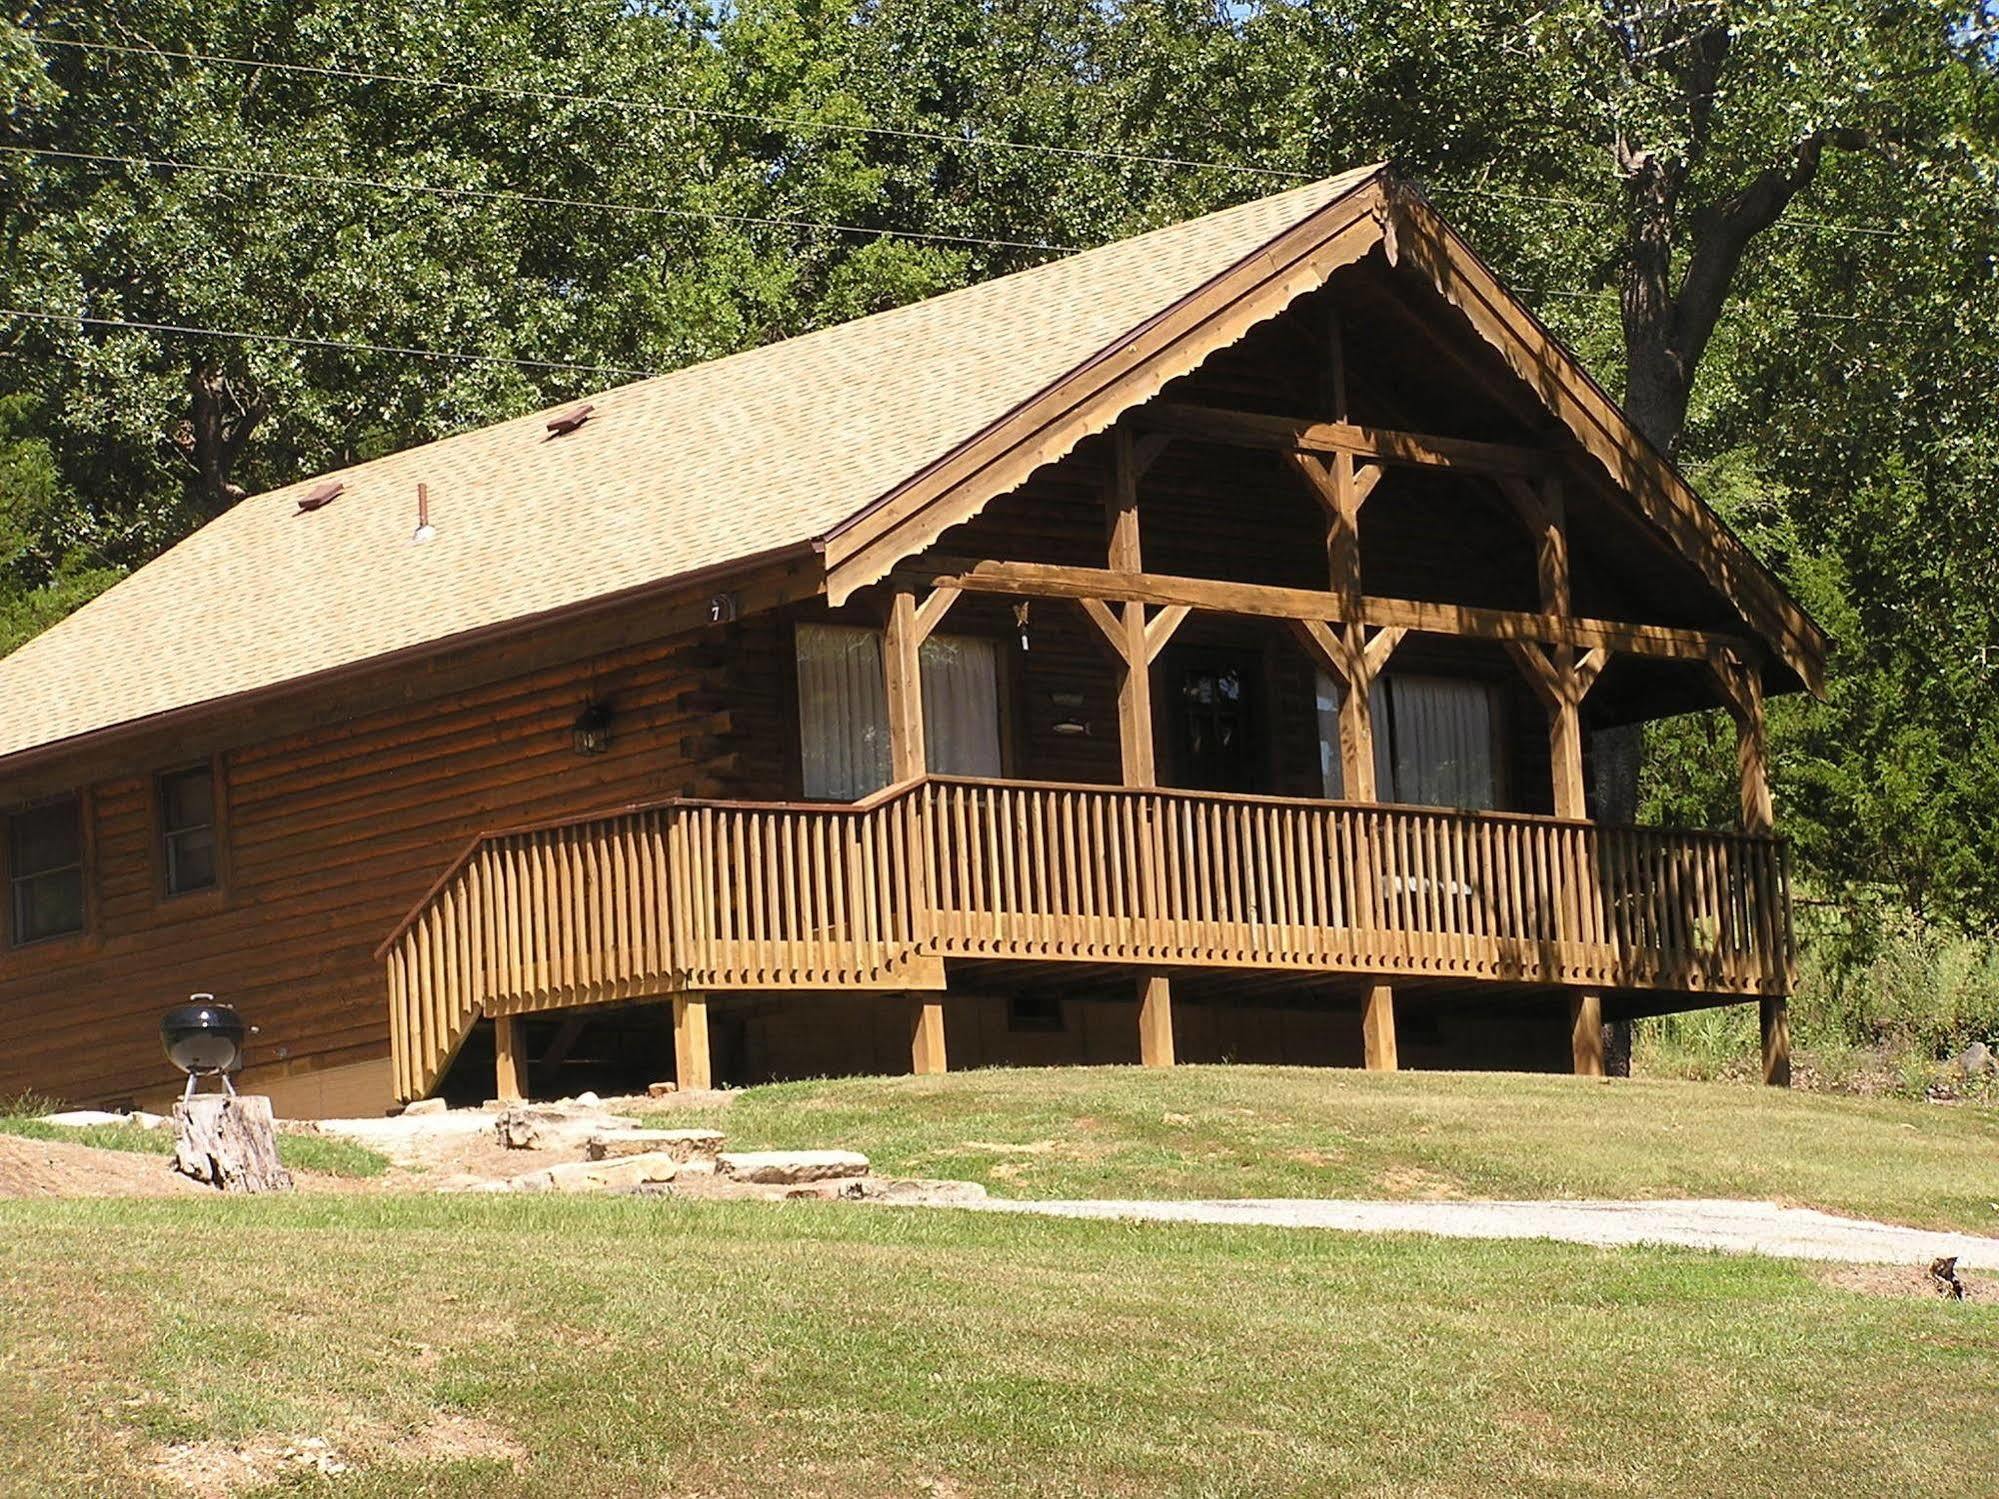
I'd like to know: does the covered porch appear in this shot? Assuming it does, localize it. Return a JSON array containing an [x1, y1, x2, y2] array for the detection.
[[379, 275, 1806, 1103]]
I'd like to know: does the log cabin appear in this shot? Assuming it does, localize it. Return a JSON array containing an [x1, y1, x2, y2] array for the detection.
[[0, 166, 1824, 1116]]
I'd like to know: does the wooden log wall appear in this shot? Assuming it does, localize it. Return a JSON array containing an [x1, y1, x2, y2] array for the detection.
[[0, 607, 774, 1108]]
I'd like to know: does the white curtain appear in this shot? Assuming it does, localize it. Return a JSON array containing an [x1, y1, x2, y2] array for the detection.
[[920, 634, 1004, 778], [796, 624, 891, 801], [1317, 671, 1497, 809], [796, 624, 1003, 799]]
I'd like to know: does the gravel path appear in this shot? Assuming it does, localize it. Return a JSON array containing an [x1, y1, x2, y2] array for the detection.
[[969, 1196, 1999, 1268]]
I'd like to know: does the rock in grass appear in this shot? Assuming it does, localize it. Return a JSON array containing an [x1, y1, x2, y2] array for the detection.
[[717, 1150, 868, 1184], [587, 1129, 725, 1163], [509, 1153, 680, 1193]]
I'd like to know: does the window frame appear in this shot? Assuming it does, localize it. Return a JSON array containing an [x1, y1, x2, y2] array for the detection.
[[152, 757, 229, 903], [5, 790, 92, 949], [789, 616, 1014, 802]]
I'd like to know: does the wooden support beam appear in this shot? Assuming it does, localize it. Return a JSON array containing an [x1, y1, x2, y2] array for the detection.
[[1132, 431, 1174, 480], [1079, 595, 1125, 656], [1760, 998, 1791, 1088], [910, 997, 948, 1076], [911, 585, 962, 646], [1571, 992, 1606, 1077], [1106, 424, 1157, 788], [1362, 984, 1398, 1070], [493, 1012, 526, 1103], [1138, 971, 1175, 1067], [1138, 400, 1550, 477], [1506, 640, 1605, 823], [1144, 603, 1192, 663], [673, 993, 712, 1092], [916, 557, 1745, 663], [1714, 654, 1775, 837], [884, 588, 927, 782]]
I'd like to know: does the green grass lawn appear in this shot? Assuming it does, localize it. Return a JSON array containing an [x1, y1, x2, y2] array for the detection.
[[0, 1193, 1993, 1498], [0, 1114, 390, 1178], [638, 1066, 1999, 1233]]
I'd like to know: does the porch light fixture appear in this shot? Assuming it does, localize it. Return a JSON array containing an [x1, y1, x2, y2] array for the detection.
[[1013, 601, 1031, 652], [571, 701, 614, 756], [1052, 720, 1091, 737]]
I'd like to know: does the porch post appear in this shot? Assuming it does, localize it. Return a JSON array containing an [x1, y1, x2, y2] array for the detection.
[[1570, 992, 1605, 1077], [493, 1013, 526, 1102], [884, 586, 927, 782], [1138, 971, 1175, 1067], [1292, 401, 1404, 1071], [673, 993, 712, 1092], [1711, 650, 1788, 1087], [1107, 424, 1175, 1065], [1760, 998, 1791, 1088], [910, 997, 948, 1075], [1362, 983, 1397, 1071]]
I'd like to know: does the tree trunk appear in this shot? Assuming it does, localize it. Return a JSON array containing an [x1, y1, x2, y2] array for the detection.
[[172, 1095, 294, 1193]]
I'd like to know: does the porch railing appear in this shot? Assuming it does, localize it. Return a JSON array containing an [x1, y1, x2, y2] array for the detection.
[[378, 775, 1794, 1099]]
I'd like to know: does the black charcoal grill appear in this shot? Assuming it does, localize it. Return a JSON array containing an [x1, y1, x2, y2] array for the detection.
[[161, 995, 247, 1098]]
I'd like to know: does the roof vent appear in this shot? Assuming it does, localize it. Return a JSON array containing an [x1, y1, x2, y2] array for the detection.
[[546, 403, 594, 437], [411, 482, 435, 544], [296, 480, 343, 514]]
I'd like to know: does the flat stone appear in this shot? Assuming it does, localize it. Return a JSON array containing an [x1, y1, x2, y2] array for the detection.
[[401, 1098, 448, 1117], [646, 1080, 677, 1097], [782, 1179, 869, 1201], [511, 1153, 680, 1194], [717, 1149, 869, 1184], [859, 1177, 990, 1205], [587, 1129, 726, 1163], [42, 1110, 133, 1128]]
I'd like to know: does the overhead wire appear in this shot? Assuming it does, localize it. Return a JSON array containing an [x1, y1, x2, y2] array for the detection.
[[0, 143, 1084, 253]]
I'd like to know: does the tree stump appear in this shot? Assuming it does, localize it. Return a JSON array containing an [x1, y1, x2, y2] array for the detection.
[[172, 1095, 294, 1193]]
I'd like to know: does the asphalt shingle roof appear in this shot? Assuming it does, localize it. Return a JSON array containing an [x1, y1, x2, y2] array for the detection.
[[0, 169, 1382, 765]]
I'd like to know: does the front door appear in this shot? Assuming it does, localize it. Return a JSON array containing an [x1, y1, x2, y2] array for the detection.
[[1167, 649, 1267, 793]]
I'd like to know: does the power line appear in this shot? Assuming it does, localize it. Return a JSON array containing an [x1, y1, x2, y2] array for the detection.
[[0, 144, 1083, 254], [0, 307, 663, 377], [33, 34, 1929, 244], [1425, 182, 1917, 241], [32, 33, 1312, 183]]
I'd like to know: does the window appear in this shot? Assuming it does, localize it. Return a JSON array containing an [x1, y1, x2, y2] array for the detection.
[[795, 623, 1004, 800], [8, 796, 85, 945], [157, 764, 219, 896], [1318, 673, 1503, 810]]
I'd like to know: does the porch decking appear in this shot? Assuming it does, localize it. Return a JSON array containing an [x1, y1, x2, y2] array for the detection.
[[379, 775, 1793, 1100]]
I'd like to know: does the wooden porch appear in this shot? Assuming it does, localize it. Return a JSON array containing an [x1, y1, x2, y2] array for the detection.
[[379, 774, 1793, 1101]]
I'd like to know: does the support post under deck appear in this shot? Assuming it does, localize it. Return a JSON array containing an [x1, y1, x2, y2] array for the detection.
[[1362, 984, 1398, 1071], [1138, 972, 1175, 1068], [911, 998, 949, 1075], [674, 994, 712, 1092], [1570, 992, 1606, 1077], [1760, 998, 1791, 1088], [493, 1013, 526, 1103]]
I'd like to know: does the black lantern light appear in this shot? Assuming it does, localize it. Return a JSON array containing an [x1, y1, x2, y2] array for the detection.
[[571, 701, 614, 755]]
